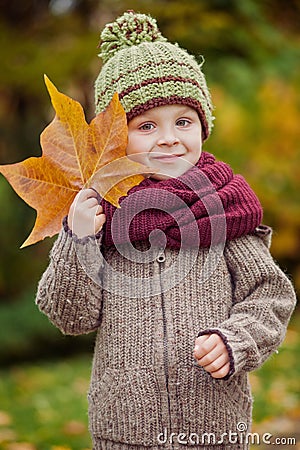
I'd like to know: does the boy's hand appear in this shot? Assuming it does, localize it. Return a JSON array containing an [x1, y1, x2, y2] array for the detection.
[[68, 189, 106, 239], [193, 334, 230, 379]]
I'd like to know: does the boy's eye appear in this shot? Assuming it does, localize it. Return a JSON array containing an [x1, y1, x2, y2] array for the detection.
[[176, 118, 191, 127], [139, 123, 155, 131]]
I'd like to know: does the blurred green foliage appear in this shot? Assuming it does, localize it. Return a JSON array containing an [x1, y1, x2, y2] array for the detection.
[[0, 288, 94, 366], [0, 0, 299, 344], [0, 355, 92, 449]]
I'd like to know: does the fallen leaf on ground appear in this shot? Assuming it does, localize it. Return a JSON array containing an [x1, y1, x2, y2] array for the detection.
[[0, 411, 12, 426], [50, 446, 72, 450], [62, 420, 86, 436], [0, 429, 17, 444], [4, 443, 36, 450]]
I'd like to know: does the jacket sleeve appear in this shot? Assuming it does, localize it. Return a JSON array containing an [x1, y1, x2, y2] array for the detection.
[[198, 226, 297, 379], [35, 225, 104, 336]]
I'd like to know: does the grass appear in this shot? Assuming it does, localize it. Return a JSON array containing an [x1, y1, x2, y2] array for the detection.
[[0, 356, 92, 450], [250, 319, 300, 449], [0, 315, 299, 450]]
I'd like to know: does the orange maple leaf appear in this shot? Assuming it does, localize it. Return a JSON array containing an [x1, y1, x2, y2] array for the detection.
[[0, 75, 152, 248]]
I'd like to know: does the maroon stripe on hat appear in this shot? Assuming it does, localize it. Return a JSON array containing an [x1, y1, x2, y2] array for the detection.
[[96, 59, 207, 100], [118, 75, 202, 100], [126, 95, 209, 141]]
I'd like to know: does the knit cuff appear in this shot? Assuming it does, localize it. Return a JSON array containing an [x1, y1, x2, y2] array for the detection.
[[63, 215, 103, 243], [197, 329, 235, 380]]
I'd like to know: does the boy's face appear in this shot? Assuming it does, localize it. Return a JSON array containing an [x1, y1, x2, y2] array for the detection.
[[126, 104, 202, 180]]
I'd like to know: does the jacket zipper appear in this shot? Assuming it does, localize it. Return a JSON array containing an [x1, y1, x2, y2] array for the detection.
[[157, 248, 173, 445]]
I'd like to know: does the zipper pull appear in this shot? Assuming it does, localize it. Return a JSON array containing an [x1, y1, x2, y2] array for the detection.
[[156, 247, 166, 263]]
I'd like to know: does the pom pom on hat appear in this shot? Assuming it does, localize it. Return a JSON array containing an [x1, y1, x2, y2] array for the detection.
[[99, 10, 167, 63], [95, 10, 214, 141]]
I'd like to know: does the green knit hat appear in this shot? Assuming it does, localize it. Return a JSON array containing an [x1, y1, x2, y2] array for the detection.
[[95, 10, 214, 141]]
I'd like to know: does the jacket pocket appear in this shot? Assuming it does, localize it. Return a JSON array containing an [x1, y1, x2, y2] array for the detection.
[[175, 367, 252, 440], [88, 366, 163, 445]]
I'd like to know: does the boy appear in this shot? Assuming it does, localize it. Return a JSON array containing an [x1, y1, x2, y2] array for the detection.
[[36, 11, 296, 450]]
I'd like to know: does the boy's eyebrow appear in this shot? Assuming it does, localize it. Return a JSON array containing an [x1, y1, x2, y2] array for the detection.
[[131, 111, 153, 121], [147, 106, 195, 116], [130, 105, 197, 123], [176, 106, 196, 115]]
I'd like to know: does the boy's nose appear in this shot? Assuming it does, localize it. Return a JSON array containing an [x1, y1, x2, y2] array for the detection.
[[157, 130, 180, 147], [157, 135, 179, 147]]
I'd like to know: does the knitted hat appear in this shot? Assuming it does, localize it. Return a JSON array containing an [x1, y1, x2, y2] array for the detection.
[[95, 10, 214, 141]]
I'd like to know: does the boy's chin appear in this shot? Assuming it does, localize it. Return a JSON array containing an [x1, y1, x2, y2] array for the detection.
[[150, 172, 173, 181], [126, 154, 197, 180], [149, 160, 195, 180]]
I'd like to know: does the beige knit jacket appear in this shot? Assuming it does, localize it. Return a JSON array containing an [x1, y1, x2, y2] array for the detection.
[[36, 225, 296, 450]]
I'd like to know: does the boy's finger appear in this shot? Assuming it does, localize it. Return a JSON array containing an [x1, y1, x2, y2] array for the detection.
[[95, 205, 104, 215], [95, 214, 106, 233], [72, 188, 99, 205], [210, 362, 230, 379], [196, 344, 224, 367], [194, 333, 225, 359], [193, 334, 212, 359], [200, 352, 229, 373]]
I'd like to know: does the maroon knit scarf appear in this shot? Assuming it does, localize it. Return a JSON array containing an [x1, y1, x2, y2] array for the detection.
[[101, 152, 263, 249]]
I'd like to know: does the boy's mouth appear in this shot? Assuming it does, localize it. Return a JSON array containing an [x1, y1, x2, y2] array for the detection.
[[151, 153, 185, 163]]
